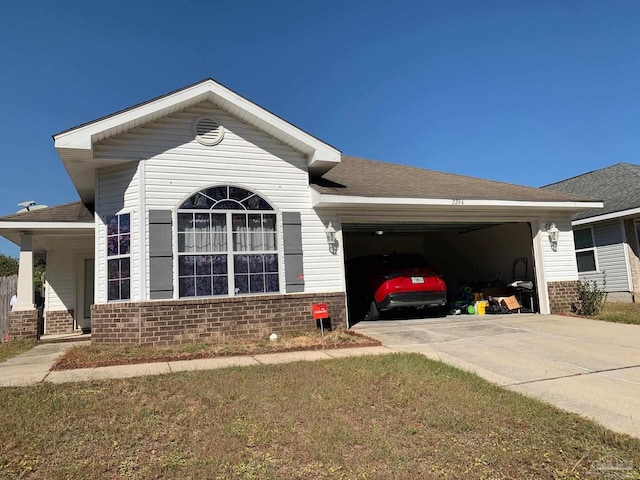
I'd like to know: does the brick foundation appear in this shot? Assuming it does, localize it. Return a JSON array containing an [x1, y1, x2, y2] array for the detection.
[[45, 310, 75, 335], [9, 310, 39, 341], [547, 281, 579, 313], [91, 292, 347, 346]]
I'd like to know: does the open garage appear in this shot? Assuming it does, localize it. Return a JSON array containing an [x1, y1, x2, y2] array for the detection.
[[342, 221, 537, 325]]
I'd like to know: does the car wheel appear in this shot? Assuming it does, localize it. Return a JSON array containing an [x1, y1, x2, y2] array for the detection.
[[365, 300, 380, 321]]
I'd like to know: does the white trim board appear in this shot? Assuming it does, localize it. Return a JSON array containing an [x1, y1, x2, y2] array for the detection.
[[312, 192, 603, 211], [572, 207, 640, 226]]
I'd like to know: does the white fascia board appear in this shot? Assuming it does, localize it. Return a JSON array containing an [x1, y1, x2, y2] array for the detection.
[[572, 207, 640, 226], [312, 193, 603, 210], [0, 222, 94, 231], [53, 79, 341, 165]]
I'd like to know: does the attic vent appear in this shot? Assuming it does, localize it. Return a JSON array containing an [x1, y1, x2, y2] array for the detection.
[[194, 117, 225, 146]]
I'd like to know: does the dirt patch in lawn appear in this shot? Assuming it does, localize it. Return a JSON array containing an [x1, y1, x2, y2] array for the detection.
[[51, 330, 380, 370]]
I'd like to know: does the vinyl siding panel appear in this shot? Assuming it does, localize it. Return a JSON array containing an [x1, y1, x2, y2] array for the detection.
[[541, 217, 579, 282], [45, 238, 94, 311], [95, 163, 141, 303], [45, 247, 74, 312], [95, 102, 344, 298], [580, 220, 629, 292]]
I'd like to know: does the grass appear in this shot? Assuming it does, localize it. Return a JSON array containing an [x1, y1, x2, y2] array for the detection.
[[53, 331, 379, 370], [1, 353, 638, 479], [595, 302, 640, 325], [0, 339, 36, 364]]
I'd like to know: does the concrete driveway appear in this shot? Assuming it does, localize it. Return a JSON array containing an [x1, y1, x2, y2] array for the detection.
[[352, 314, 640, 438]]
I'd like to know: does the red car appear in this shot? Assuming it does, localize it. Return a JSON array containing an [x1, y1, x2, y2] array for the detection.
[[347, 254, 447, 320]]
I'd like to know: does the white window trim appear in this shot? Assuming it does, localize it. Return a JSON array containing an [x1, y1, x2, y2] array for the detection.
[[105, 211, 133, 302], [171, 186, 284, 300], [574, 225, 599, 273]]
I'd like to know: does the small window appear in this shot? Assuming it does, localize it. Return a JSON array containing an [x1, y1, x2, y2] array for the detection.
[[106, 213, 131, 301], [573, 227, 597, 273]]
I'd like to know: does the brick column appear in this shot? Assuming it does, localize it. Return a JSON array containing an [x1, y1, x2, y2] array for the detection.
[[9, 310, 39, 341], [547, 281, 579, 313]]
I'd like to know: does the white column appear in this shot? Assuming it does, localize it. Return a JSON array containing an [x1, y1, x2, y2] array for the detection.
[[15, 234, 35, 311]]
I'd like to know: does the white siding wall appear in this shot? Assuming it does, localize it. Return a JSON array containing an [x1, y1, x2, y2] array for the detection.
[[540, 217, 579, 282], [45, 237, 94, 311], [95, 162, 141, 303], [581, 220, 628, 292], [94, 102, 343, 299]]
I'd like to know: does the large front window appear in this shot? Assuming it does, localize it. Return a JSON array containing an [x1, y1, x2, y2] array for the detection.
[[177, 186, 279, 298]]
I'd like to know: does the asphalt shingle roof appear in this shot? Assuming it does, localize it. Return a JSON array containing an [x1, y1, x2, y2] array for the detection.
[[542, 163, 640, 220], [0, 201, 93, 223], [311, 155, 592, 202]]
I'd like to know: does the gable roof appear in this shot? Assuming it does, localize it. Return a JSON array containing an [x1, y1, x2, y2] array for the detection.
[[53, 78, 341, 204], [0, 201, 93, 223], [0, 201, 94, 246], [542, 163, 640, 222], [311, 155, 596, 205]]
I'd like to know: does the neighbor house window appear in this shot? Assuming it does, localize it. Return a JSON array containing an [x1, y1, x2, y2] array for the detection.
[[106, 213, 131, 301], [177, 186, 279, 298], [574, 227, 597, 273]]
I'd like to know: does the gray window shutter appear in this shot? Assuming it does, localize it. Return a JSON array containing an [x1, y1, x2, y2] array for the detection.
[[149, 210, 173, 299], [282, 212, 304, 293]]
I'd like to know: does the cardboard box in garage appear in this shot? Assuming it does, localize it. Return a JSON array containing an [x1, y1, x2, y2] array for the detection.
[[500, 295, 521, 311]]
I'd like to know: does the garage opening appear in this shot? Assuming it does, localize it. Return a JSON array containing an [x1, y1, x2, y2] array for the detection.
[[343, 222, 538, 326]]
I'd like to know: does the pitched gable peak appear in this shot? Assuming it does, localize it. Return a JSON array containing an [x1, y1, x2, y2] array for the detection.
[[53, 78, 341, 204]]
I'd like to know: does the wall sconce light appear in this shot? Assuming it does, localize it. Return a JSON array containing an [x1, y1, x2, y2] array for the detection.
[[546, 223, 559, 250], [373, 230, 384, 236], [325, 222, 336, 245]]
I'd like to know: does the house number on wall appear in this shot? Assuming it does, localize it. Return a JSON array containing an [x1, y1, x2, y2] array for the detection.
[[452, 199, 464, 205]]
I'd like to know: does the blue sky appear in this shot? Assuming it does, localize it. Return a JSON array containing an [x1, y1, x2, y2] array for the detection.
[[0, 0, 638, 256]]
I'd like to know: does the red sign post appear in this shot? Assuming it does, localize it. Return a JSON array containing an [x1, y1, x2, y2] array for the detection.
[[312, 303, 329, 335]]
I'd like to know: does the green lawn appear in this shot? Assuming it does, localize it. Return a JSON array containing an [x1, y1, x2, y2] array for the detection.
[[596, 302, 640, 325], [0, 339, 35, 364], [0, 353, 638, 479]]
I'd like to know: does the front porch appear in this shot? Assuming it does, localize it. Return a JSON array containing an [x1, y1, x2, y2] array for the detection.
[[0, 202, 95, 340]]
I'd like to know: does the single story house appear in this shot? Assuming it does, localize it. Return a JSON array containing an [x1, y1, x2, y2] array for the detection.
[[0, 78, 602, 345], [543, 163, 640, 302]]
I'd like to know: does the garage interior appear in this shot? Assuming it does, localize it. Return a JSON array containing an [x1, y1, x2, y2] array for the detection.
[[342, 222, 538, 325]]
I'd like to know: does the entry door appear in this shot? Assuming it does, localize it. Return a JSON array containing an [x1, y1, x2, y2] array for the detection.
[[75, 255, 95, 332]]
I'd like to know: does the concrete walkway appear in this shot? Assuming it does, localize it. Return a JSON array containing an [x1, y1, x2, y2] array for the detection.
[[0, 342, 394, 387], [353, 314, 640, 439]]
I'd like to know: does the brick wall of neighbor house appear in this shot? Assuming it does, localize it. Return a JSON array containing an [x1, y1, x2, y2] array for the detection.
[[624, 219, 640, 299], [547, 281, 579, 313], [45, 310, 75, 335], [9, 310, 39, 340], [91, 292, 347, 345]]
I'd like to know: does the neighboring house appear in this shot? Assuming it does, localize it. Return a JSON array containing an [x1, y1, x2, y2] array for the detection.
[[543, 163, 640, 302], [0, 79, 601, 345]]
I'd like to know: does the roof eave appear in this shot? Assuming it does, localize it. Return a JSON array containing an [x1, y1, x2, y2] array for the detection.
[[54, 79, 341, 203], [0, 222, 95, 246], [311, 191, 604, 211], [572, 206, 640, 226]]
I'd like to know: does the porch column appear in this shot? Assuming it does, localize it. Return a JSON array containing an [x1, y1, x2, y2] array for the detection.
[[15, 234, 35, 311]]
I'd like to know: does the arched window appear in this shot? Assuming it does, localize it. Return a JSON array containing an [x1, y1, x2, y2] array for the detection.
[[177, 186, 279, 298]]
